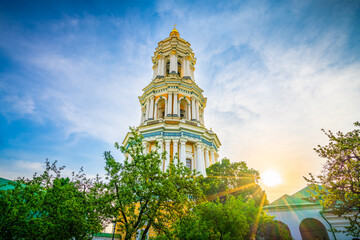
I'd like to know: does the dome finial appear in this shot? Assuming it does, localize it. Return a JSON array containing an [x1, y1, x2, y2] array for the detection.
[[170, 24, 180, 37]]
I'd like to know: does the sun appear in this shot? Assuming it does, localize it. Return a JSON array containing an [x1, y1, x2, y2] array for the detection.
[[262, 170, 282, 187]]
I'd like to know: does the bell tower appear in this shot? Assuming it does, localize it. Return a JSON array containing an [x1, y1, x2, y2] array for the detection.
[[122, 27, 221, 176]]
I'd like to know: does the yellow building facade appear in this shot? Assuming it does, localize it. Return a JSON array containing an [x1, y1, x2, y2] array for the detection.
[[122, 28, 221, 177]]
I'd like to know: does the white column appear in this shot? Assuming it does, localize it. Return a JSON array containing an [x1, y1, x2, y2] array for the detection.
[[157, 139, 164, 155], [205, 147, 210, 169], [190, 66, 194, 80], [157, 139, 164, 168], [149, 97, 154, 120], [153, 66, 157, 79], [164, 100, 168, 116], [196, 143, 206, 176], [186, 60, 191, 78], [164, 139, 171, 171], [145, 99, 150, 120], [173, 92, 178, 116], [187, 103, 191, 120], [182, 59, 187, 77], [210, 149, 215, 165], [173, 139, 179, 164], [157, 60, 162, 76], [170, 54, 177, 73], [154, 102, 158, 119], [157, 58, 164, 76], [140, 108, 145, 124], [180, 139, 187, 166], [168, 93, 173, 116], [161, 58, 166, 75], [191, 98, 196, 120], [195, 101, 199, 121]]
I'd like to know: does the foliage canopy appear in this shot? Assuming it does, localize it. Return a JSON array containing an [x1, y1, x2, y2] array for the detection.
[[102, 129, 204, 240], [202, 158, 268, 206], [0, 160, 104, 240], [306, 121, 360, 237]]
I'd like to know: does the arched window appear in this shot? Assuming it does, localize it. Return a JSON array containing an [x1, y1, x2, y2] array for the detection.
[[299, 218, 329, 240], [157, 99, 166, 119], [186, 158, 192, 170], [180, 99, 188, 119]]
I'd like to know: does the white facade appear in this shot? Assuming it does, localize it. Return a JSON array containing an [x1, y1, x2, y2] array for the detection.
[[264, 186, 356, 240]]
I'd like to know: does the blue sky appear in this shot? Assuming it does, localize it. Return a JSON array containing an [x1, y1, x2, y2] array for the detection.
[[1, 0, 359, 201]]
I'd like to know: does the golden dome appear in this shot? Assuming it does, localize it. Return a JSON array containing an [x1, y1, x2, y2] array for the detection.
[[169, 26, 180, 37]]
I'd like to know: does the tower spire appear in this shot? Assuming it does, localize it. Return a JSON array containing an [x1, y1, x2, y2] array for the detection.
[[169, 25, 180, 37], [122, 30, 221, 177]]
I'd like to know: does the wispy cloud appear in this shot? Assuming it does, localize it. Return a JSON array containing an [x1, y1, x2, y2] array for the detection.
[[1, 0, 359, 201]]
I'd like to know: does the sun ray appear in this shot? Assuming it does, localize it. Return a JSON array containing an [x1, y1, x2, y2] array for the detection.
[[206, 175, 257, 180], [251, 193, 266, 238], [206, 182, 256, 201]]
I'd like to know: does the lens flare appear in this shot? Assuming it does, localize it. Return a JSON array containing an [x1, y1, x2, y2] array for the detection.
[[262, 170, 282, 187]]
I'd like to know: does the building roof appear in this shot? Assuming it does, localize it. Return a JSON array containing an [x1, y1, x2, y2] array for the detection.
[[264, 185, 321, 210], [0, 177, 15, 191]]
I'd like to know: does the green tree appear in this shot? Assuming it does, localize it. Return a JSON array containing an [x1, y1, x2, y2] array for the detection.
[[305, 122, 360, 237], [0, 160, 104, 240], [155, 195, 292, 240], [102, 129, 204, 240], [202, 158, 268, 206]]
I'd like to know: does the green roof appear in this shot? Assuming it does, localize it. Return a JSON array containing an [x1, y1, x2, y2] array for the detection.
[[291, 185, 322, 200], [264, 185, 322, 210], [0, 177, 15, 191]]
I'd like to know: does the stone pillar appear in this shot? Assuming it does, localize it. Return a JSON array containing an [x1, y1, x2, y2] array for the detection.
[[173, 139, 179, 164], [157, 59, 162, 76], [191, 98, 196, 120], [190, 66, 195, 80], [157, 138, 164, 169], [180, 139, 187, 166], [210, 149, 215, 165], [196, 143, 206, 176], [164, 139, 171, 170], [187, 103, 191, 120], [154, 102, 158, 119], [145, 99, 150, 120], [161, 58, 166, 76], [195, 101, 199, 121], [170, 54, 177, 74], [153, 65, 157, 79], [167, 93, 173, 116], [186, 59, 191, 78], [164, 99, 168, 116], [182, 59, 187, 77], [140, 108, 145, 124], [205, 147, 210, 169], [173, 92, 178, 116], [149, 97, 154, 120], [157, 139, 164, 155]]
